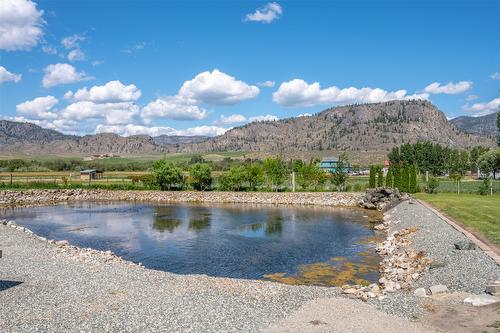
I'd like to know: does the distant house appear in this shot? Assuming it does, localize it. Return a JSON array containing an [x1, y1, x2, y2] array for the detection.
[[319, 157, 351, 173], [80, 169, 104, 181]]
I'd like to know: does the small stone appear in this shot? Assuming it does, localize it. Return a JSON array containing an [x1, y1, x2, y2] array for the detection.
[[55, 240, 69, 247], [374, 224, 385, 231], [343, 288, 358, 294], [454, 240, 477, 250], [429, 284, 448, 295], [414, 288, 427, 297], [463, 295, 500, 307]]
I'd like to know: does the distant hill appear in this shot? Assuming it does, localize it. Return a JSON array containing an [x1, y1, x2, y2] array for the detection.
[[152, 135, 209, 145], [0, 100, 495, 157], [168, 100, 494, 153], [450, 112, 498, 136]]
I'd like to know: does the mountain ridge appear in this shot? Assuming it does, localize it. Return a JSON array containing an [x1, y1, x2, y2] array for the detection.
[[0, 100, 495, 156]]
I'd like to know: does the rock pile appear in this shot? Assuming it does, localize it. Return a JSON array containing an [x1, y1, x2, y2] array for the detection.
[[1, 219, 141, 267], [359, 188, 408, 211], [376, 226, 432, 292], [341, 283, 385, 302]]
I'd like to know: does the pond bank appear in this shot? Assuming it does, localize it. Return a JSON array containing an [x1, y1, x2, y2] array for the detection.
[[0, 217, 436, 333], [0, 189, 362, 208]]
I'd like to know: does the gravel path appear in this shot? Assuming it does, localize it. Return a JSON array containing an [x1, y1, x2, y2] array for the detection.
[[374, 200, 500, 318]]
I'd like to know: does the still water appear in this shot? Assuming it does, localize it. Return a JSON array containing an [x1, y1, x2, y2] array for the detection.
[[1, 202, 382, 286]]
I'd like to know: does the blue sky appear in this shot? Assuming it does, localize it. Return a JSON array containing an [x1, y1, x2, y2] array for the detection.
[[1, 0, 499, 137]]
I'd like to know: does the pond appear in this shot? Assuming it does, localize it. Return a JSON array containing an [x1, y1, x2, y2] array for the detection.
[[1, 202, 383, 286]]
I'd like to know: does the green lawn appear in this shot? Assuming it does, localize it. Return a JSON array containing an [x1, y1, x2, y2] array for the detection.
[[415, 193, 500, 246]]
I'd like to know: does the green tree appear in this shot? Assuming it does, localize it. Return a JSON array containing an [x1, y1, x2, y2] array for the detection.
[[401, 165, 410, 192], [189, 163, 212, 191], [448, 150, 470, 194], [295, 159, 325, 191], [377, 166, 384, 187], [263, 157, 288, 191], [218, 165, 247, 191], [385, 167, 393, 188], [470, 146, 489, 173], [245, 163, 264, 190], [427, 177, 439, 194], [478, 148, 500, 180], [409, 164, 417, 193], [393, 164, 402, 190], [330, 153, 349, 192], [369, 165, 376, 188], [152, 160, 183, 190], [497, 112, 500, 147]]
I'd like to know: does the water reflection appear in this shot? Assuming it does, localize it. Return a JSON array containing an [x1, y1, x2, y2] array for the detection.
[[153, 218, 182, 233], [0, 202, 382, 285]]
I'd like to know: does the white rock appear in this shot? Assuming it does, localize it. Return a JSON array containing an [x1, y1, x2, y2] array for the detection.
[[429, 284, 448, 295], [414, 288, 427, 297], [463, 295, 500, 306]]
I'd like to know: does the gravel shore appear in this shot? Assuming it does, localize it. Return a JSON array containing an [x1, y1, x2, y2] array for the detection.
[[1, 194, 499, 332], [374, 200, 500, 318]]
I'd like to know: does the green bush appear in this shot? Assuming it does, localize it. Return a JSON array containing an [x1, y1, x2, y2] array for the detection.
[[189, 163, 213, 191], [427, 177, 440, 194], [478, 178, 490, 195]]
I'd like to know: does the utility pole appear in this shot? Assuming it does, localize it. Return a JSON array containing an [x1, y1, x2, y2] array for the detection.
[[291, 172, 296, 192]]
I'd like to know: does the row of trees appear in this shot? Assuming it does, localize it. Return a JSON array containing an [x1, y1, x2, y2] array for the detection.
[[388, 142, 489, 176], [369, 164, 418, 193], [152, 155, 351, 192]]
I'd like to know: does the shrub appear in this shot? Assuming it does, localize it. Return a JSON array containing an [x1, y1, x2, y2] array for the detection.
[[263, 157, 288, 191], [377, 166, 383, 187], [189, 163, 212, 191], [153, 160, 183, 190], [478, 178, 490, 195], [427, 177, 439, 194], [245, 163, 264, 191], [369, 165, 376, 188]]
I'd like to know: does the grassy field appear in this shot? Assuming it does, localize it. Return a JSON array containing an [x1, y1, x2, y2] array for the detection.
[[415, 193, 500, 246]]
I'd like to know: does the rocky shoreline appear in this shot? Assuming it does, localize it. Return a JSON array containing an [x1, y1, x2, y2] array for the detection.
[[0, 189, 362, 208]]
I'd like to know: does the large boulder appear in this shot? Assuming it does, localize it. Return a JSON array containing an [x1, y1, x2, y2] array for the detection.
[[359, 187, 405, 211]]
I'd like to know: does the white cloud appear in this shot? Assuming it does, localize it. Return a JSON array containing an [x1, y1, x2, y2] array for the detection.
[[67, 48, 85, 61], [244, 2, 282, 23], [0, 66, 22, 84], [61, 34, 85, 49], [249, 114, 279, 122], [16, 95, 58, 119], [91, 60, 104, 66], [142, 96, 207, 122], [490, 72, 500, 80], [257, 80, 275, 88], [297, 113, 312, 117], [42, 63, 92, 88], [178, 69, 259, 105], [61, 101, 139, 125], [213, 114, 247, 125], [95, 124, 227, 137], [0, 0, 45, 51], [121, 42, 145, 54], [41, 43, 57, 55], [423, 81, 472, 95], [70, 80, 141, 103], [466, 94, 478, 101], [272, 79, 414, 107], [464, 98, 500, 116]]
